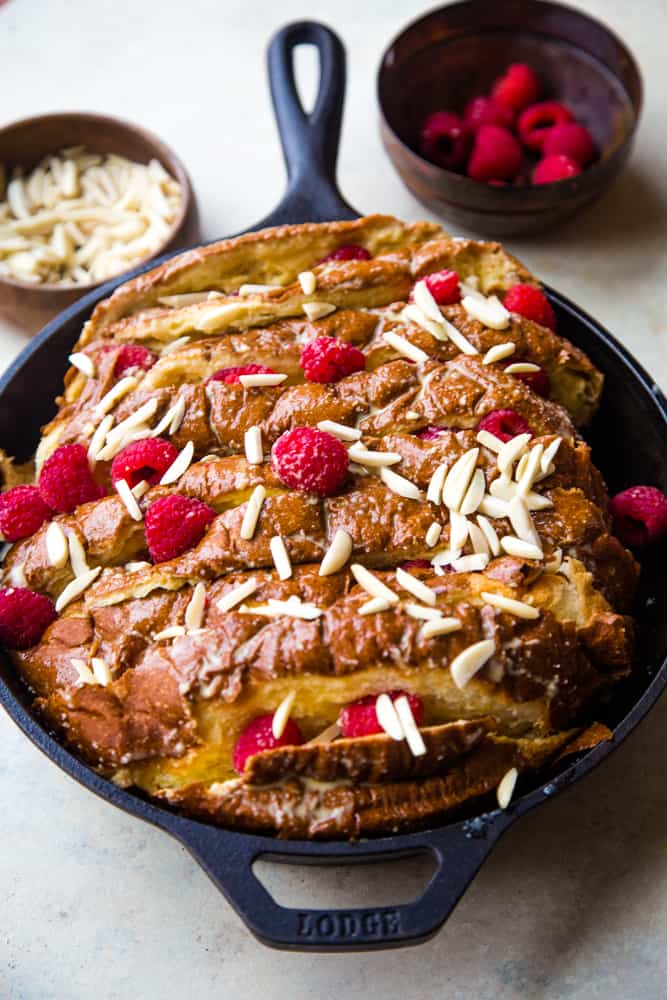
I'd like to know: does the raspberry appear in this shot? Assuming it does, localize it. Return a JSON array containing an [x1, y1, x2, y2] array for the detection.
[[517, 101, 574, 151], [339, 691, 424, 738], [112, 345, 157, 377], [609, 486, 667, 548], [477, 409, 532, 443], [421, 269, 460, 305], [0, 587, 56, 649], [233, 713, 303, 773], [319, 244, 371, 264], [145, 494, 216, 562], [272, 427, 349, 497], [503, 284, 556, 331], [419, 111, 470, 170], [491, 63, 541, 111], [505, 364, 550, 398], [300, 336, 366, 384], [206, 364, 275, 385], [464, 96, 515, 131], [417, 425, 449, 440], [543, 123, 595, 166], [532, 154, 581, 185], [0, 486, 52, 541], [110, 437, 179, 489], [401, 559, 432, 571], [467, 125, 522, 182], [38, 444, 105, 513]]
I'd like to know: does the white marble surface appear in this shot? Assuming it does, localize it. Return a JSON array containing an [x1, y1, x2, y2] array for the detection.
[[1, 0, 666, 996]]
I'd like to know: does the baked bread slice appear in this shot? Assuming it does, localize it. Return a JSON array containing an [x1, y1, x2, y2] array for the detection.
[[1, 216, 637, 838]]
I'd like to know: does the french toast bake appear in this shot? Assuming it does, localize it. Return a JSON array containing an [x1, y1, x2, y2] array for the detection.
[[0, 215, 638, 837]]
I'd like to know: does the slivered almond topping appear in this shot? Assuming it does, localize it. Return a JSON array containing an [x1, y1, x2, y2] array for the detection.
[[71, 658, 97, 686], [87, 413, 114, 462], [497, 433, 531, 476], [298, 270, 317, 295], [159, 440, 194, 485], [440, 316, 478, 355], [516, 443, 544, 496], [497, 767, 518, 809], [507, 495, 540, 546], [238, 372, 288, 388], [450, 638, 496, 689], [514, 451, 529, 482], [152, 396, 186, 437], [240, 485, 266, 540], [443, 448, 479, 511], [305, 722, 341, 745], [67, 531, 89, 576], [382, 330, 429, 364], [449, 510, 470, 552], [467, 520, 490, 556], [451, 553, 489, 573], [115, 478, 143, 521], [319, 529, 353, 576], [270, 535, 292, 580], [124, 560, 150, 572], [413, 279, 445, 324], [317, 420, 361, 442], [244, 425, 264, 465], [94, 375, 138, 417], [154, 625, 187, 641], [394, 695, 426, 756], [55, 566, 101, 612], [216, 577, 258, 613], [357, 596, 389, 615], [375, 694, 404, 741], [160, 336, 191, 357], [185, 582, 207, 630], [478, 495, 509, 519], [105, 399, 159, 448], [132, 480, 150, 499], [158, 291, 221, 307], [404, 603, 442, 621], [504, 362, 541, 374], [240, 598, 322, 620], [395, 566, 436, 606], [482, 342, 515, 365], [476, 429, 505, 453], [239, 282, 281, 295], [426, 463, 447, 505], [303, 301, 336, 321], [95, 425, 152, 463], [461, 293, 510, 330], [476, 515, 501, 556], [400, 303, 448, 340], [459, 467, 486, 516], [272, 691, 296, 739], [69, 352, 96, 377], [351, 564, 399, 604], [406, 410, 420, 420], [91, 657, 112, 686], [425, 521, 442, 548], [348, 442, 401, 467], [421, 616, 463, 639], [544, 547, 563, 572], [540, 437, 562, 475], [45, 522, 69, 569], [380, 466, 422, 500], [490, 476, 516, 501], [481, 590, 539, 620], [500, 536, 543, 560]]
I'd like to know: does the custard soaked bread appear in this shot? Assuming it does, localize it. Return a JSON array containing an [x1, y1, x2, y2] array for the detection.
[[0, 216, 637, 837]]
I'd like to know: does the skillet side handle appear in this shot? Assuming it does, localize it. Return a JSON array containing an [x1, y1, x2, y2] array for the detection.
[[179, 818, 509, 952], [260, 20, 358, 226]]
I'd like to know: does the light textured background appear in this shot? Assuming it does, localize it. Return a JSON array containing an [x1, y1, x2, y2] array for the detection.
[[1, 1, 666, 997]]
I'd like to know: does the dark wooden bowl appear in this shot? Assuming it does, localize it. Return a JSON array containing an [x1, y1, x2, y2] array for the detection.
[[0, 112, 199, 333], [377, 0, 642, 237]]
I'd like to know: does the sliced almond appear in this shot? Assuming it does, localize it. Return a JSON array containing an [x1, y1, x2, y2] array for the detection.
[[71, 658, 97, 686], [450, 638, 496, 689], [500, 536, 543, 560], [216, 577, 258, 613], [55, 566, 101, 612], [238, 372, 288, 388], [400, 303, 448, 341], [395, 566, 436, 606], [154, 625, 187, 641], [482, 342, 515, 365], [348, 442, 401, 467], [151, 396, 186, 437], [160, 336, 191, 357], [350, 563, 399, 604], [375, 694, 404, 741], [94, 376, 138, 417], [303, 301, 336, 321], [413, 279, 445, 324], [442, 448, 479, 511], [461, 294, 510, 330], [359, 596, 391, 615], [504, 362, 541, 374], [67, 531, 89, 577], [440, 316, 478, 355], [244, 425, 264, 465], [238, 283, 281, 295], [159, 440, 194, 485], [478, 495, 509, 519], [317, 420, 361, 442], [298, 271, 317, 295], [451, 553, 489, 573], [382, 330, 429, 364], [270, 535, 292, 580], [449, 510, 470, 552], [459, 467, 486, 516], [476, 429, 505, 453], [403, 603, 442, 621], [69, 352, 96, 377], [319, 529, 353, 576], [104, 398, 159, 448], [540, 437, 562, 476], [425, 521, 442, 548], [476, 515, 501, 556], [497, 433, 531, 476], [507, 496, 540, 547], [394, 695, 426, 756], [481, 590, 539, 620], [115, 478, 143, 521], [379, 466, 422, 500], [240, 485, 266, 540], [272, 690, 296, 739], [185, 582, 207, 630], [426, 463, 447, 505], [497, 767, 518, 809], [467, 521, 490, 556], [421, 616, 462, 639]]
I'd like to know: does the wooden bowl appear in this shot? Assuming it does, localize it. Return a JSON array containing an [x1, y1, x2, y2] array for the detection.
[[377, 0, 642, 236], [0, 112, 199, 332]]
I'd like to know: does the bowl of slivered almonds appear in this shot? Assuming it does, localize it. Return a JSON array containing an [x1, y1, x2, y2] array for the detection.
[[0, 112, 198, 332]]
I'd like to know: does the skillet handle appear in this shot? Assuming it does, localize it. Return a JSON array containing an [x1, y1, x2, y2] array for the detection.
[[178, 817, 509, 952], [258, 20, 358, 227]]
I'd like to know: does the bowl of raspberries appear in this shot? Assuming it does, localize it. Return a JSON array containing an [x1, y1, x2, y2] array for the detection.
[[378, 0, 642, 235]]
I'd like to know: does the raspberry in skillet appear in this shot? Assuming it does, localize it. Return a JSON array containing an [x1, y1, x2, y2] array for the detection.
[[38, 443, 105, 513], [144, 494, 216, 562], [421, 269, 461, 305], [417, 425, 449, 440], [300, 336, 366, 384], [463, 96, 515, 131], [505, 364, 551, 399], [339, 691, 424, 738], [491, 63, 541, 112], [532, 154, 581, 185], [609, 486, 667, 548], [518, 101, 574, 151], [467, 126, 522, 182], [0, 587, 57, 649], [503, 284, 557, 331], [0, 486, 52, 542], [477, 409, 533, 443], [319, 244, 371, 264], [543, 123, 595, 166], [419, 111, 470, 171], [401, 559, 432, 571], [233, 713, 304, 773], [110, 437, 180, 489], [206, 364, 276, 385], [112, 345, 157, 377], [272, 427, 349, 496]]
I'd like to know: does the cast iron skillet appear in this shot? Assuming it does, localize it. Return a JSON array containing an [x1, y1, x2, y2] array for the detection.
[[0, 22, 665, 952]]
